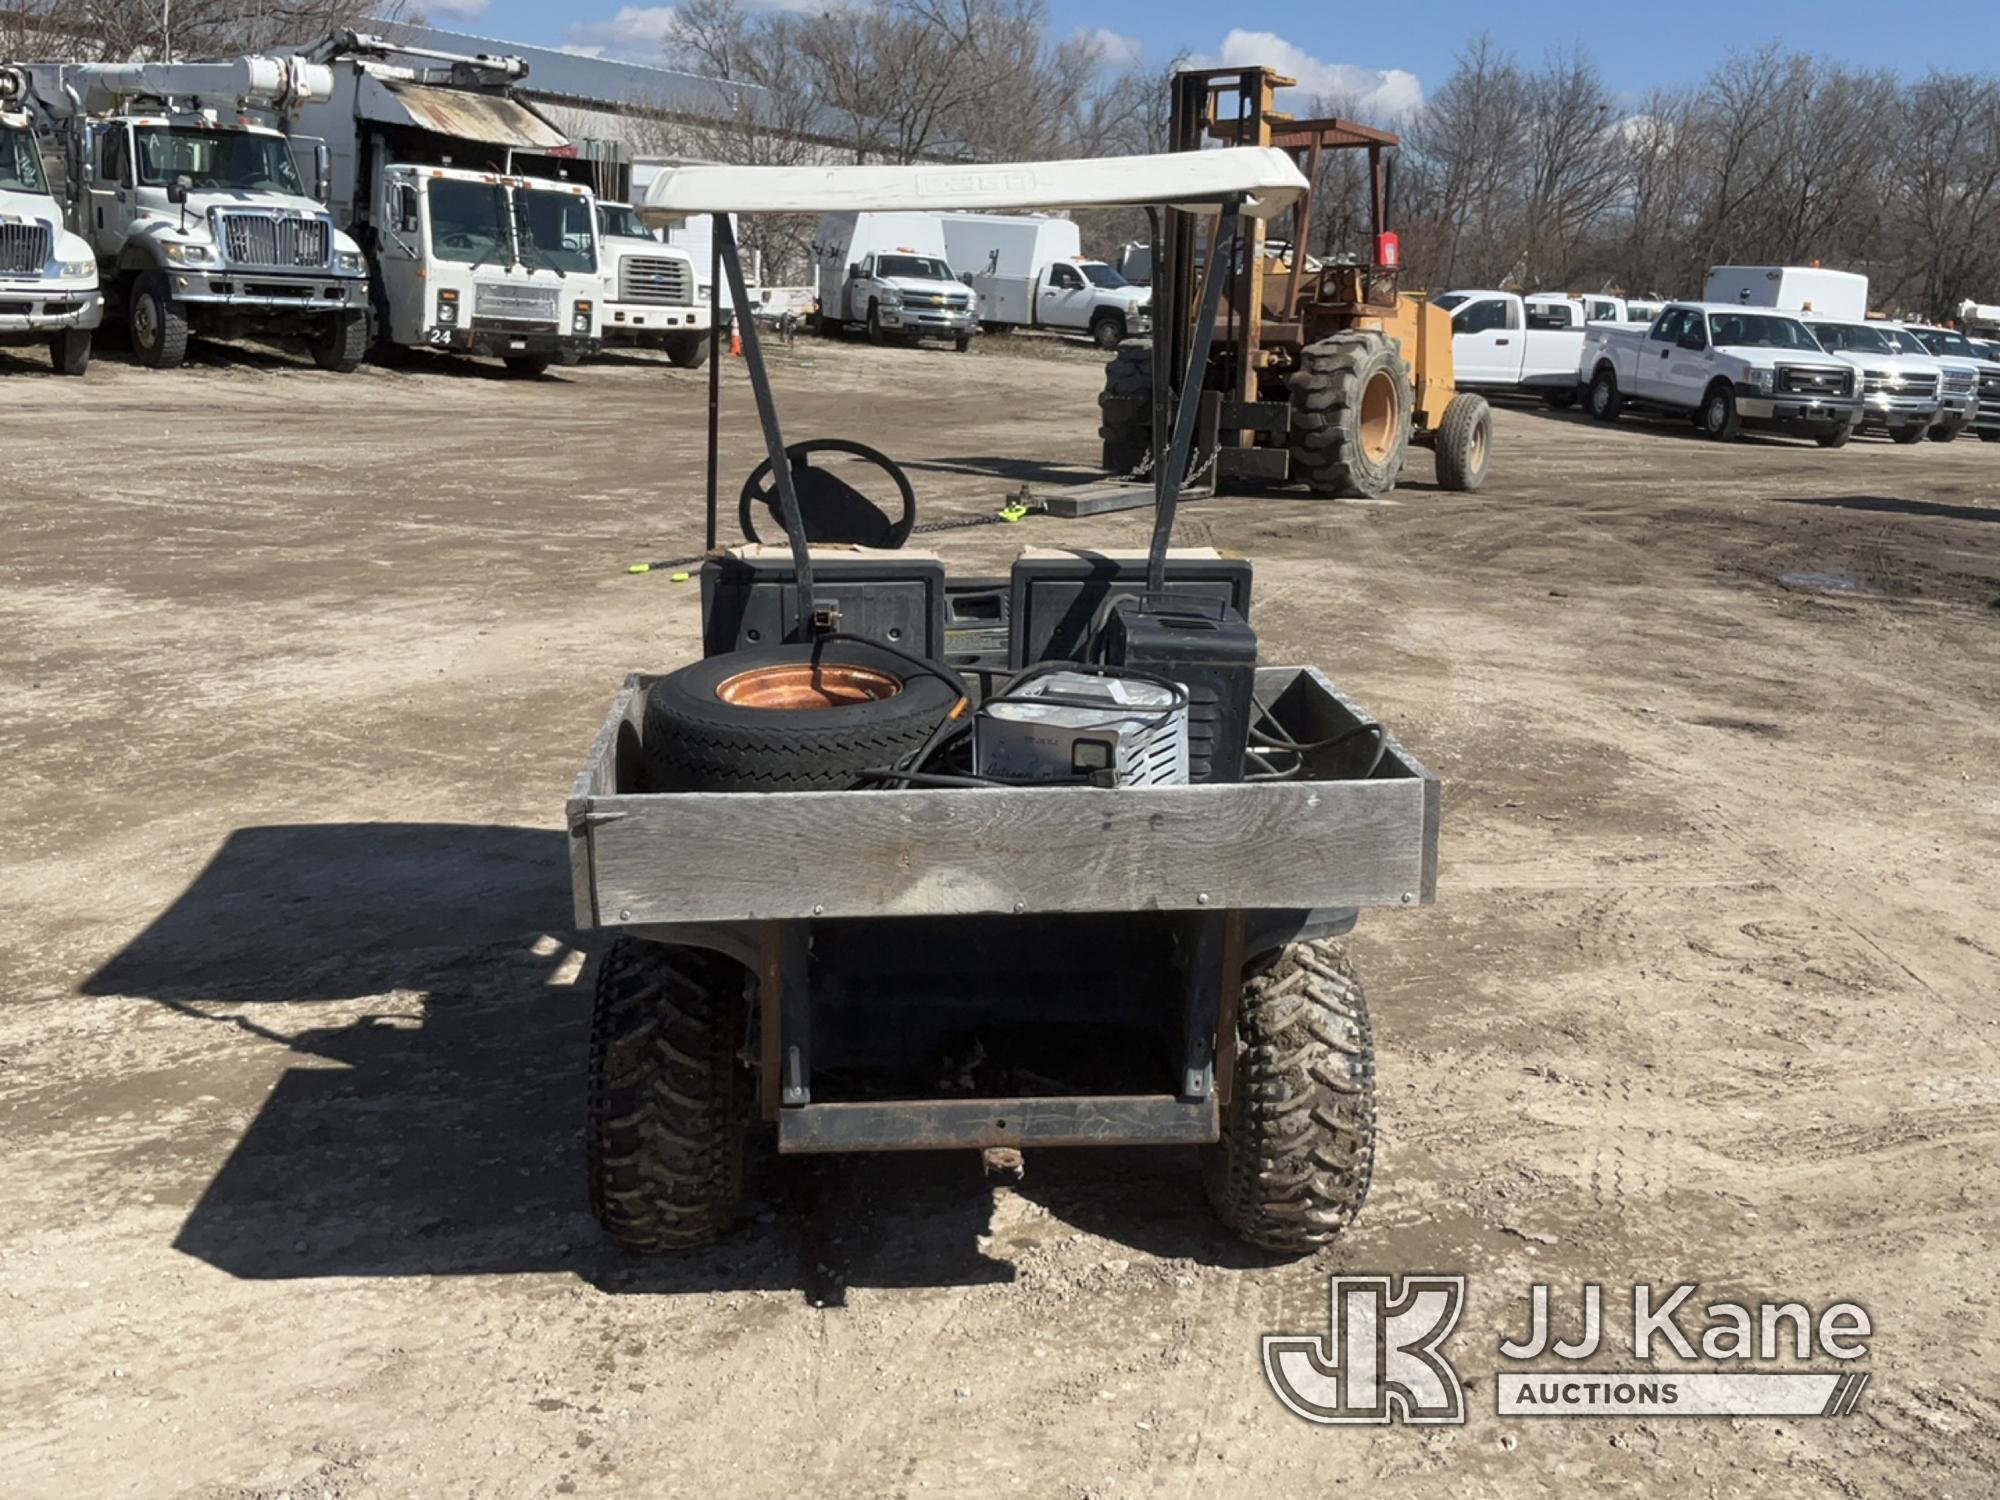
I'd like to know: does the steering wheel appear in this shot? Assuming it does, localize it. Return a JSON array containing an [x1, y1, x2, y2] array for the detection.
[[438, 231, 475, 250], [739, 439, 917, 550]]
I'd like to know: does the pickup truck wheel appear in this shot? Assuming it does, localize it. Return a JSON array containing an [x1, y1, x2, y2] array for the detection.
[[129, 272, 188, 370], [1979, 430, 2000, 443], [1891, 423, 1928, 445], [1288, 332, 1412, 498], [1816, 424, 1853, 449], [642, 639, 960, 792], [1587, 365, 1622, 421], [1928, 424, 1959, 443], [1700, 383, 1741, 440], [954, 332, 972, 353], [1089, 311, 1126, 350], [1203, 937, 1376, 1254], [587, 937, 756, 1253], [1098, 337, 1154, 476], [662, 331, 709, 368], [502, 354, 553, 377], [49, 329, 91, 377], [307, 309, 367, 373], [1433, 391, 1493, 492], [866, 301, 886, 346]]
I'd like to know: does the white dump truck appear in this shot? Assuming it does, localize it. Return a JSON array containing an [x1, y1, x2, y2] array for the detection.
[[0, 65, 100, 374], [282, 32, 602, 375], [1579, 302, 1860, 444], [941, 213, 1150, 349], [814, 211, 977, 350], [595, 199, 709, 366], [23, 56, 368, 370]]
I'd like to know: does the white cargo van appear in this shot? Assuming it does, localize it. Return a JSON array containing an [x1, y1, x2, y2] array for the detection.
[[941, 213, 1151, 349], [814, 212, 976, 350], [1703, 265, 1868, 322]]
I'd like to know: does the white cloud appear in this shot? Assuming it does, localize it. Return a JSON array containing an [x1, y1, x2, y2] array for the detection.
[[564, 6, 680, 62], [1075, 26, 1144, 67], [424, 0, 493, 20], [1191, 30, 1421, 119]]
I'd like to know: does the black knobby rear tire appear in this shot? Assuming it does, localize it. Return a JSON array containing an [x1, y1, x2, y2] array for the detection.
[[641, 639, 959, 792], [587, 937, 755, 1252], [129, 272, 188, 370], [1287, 331, 1413, 498], [1098, 336, 1154, 476], [1433, 391, 1493, 492], [49, 329, 91, 377], [503, 354, 553, 377], [1203, 937, 1376, 1253], [308, 309, 367, 373], [663, 331, 710, 368]]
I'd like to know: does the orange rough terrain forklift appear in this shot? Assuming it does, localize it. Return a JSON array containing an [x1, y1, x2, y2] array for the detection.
[[1100, 66, 1491, 498]]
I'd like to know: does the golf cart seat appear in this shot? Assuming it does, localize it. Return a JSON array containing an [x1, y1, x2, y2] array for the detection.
[[740, 438, 917, 550]]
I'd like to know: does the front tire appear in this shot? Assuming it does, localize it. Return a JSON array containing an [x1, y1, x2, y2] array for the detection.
[[587, 938, 756, 1253], [1203, 938, 1376, 1254], [49, 328, 91, 376], [128, 272, 188, 370], [1891, 424, 1928, 445], [662, 331, 710, 368], [1929, 424, 1960, 443], [1700, 383, 1741, 441], [954, 332, 972, 353], [1588, 365, 1622, 421], [1980, 430, 2000, 443], [1433, 391, 1493, 492], [1288, 332, 1413, 498], [307, 309, 367, 373], [1089, 311, 1125, 351], [1816, 424, 1853, 449], [866, 301, 886, 346]]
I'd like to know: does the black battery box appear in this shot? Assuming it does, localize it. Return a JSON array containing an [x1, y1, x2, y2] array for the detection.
[[1097, 594, 1257, 783]]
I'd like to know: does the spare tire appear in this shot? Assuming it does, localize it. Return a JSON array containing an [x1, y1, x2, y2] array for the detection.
[[642, 640, 959, 792]]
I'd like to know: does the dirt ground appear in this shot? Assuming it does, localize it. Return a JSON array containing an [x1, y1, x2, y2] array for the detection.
[[2, 331, 1997, 1499]]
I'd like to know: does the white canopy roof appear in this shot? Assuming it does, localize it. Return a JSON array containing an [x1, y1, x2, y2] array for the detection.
[[639, 148, 1309, 222]]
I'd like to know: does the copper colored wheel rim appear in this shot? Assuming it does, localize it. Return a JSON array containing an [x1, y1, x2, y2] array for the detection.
[[714, 662, 903, 710], [1359, 369, 1400, 464]]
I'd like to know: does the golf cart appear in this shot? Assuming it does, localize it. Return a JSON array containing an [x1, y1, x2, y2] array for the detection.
[[566, 149, 1440, 1255]]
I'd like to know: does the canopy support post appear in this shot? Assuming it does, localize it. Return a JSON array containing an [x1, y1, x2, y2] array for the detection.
[[716, 213, 816, 629], [704, 218, 721, 554]]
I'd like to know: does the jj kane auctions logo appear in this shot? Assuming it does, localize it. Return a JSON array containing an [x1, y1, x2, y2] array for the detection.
[[1264, 1277, 1873, 1424]]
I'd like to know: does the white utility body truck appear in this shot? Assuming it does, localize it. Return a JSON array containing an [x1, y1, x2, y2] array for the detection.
[[814, 211, 977, 350], [24, 55, 368, 370], [941, 213, 1150, 349], [1579, 302, 1860, 443], [595, 199, 709, 366], [282, 32, 602, 375], [0, 66, 100, 374], [1433, 288, 1643, 401], [1704, 265, 1866, 321]]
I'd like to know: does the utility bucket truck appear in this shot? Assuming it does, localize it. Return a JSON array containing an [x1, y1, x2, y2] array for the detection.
[[284, 32, 604, 375], [0, 65, 100, 374], [25, 56, 368, 370]]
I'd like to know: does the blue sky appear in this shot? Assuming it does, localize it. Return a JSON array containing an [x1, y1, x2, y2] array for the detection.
[[417, 0, 2000, 112]]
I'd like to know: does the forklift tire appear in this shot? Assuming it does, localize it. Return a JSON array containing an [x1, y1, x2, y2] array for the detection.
[[1287, 332, 1412, 498], [1432, 391, 1493, 492], [663, 331, 710, 368], [1098, 337, 1154, 476], [308, 310, 367, 373], [129, 272, 188, 370], [587, 937, 755, 1252], [641, 640, 960, 792], [1204, 937, 1376, 1254], [49, 329, 91, 377], [503, 355, 553, 377]]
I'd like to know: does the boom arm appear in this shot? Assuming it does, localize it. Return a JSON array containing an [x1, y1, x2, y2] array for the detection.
[[64, 56, 330, 114]]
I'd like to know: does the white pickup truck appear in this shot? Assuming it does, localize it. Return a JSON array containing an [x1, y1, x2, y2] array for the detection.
[[1435, 289, 1644, 403], [1798, 317, 1945, 443], [1579, 302, 1860, 444], [1903, 324, 2000, 442]]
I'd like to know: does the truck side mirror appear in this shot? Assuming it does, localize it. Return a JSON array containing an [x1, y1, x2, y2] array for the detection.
[[313, 143, 331, 204], [848, 262, 861, 280], [394, 183, 419, 234], [167, 175, 190, 205]]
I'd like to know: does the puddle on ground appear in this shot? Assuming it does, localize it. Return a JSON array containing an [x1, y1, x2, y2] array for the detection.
[[1779, 569, 1865, 593]]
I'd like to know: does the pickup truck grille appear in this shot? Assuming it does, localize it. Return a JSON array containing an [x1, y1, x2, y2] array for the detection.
[[901, 290, 970, 311], [1863, 372, 1938, 398], [618, 256, 690, 305], [219, 212, 330, 269], [474, 282, 559, 323], [1943, 367, 1976, 395], [0, 221, 52, 276], [1979, 371, 2000, 423], [1777, 365, 1852, 398]]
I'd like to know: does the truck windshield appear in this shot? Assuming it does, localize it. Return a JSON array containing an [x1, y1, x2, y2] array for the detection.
[[1808, 322, 1894, 355], [1082, 263, 1128, 289], [1, 125, 46, 194], [428, 178, 511, 266], [877, 254, 952, 281], [597, 204, 649, 239], [1914, 328, 1977, 359], [133, 127, 302, 193], [1884, 327, 1929, 356], [515, 187, 597, 275], [1707, 313, 1819, 351]]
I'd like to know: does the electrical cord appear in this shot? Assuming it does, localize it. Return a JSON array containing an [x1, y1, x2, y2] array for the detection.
[[1243, 692, 1388, 781]]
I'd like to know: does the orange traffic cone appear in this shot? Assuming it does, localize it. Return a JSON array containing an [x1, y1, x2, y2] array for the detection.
[[729, 324, 743, 357]]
